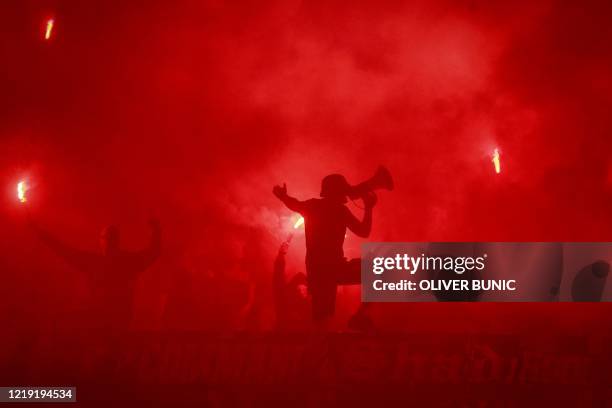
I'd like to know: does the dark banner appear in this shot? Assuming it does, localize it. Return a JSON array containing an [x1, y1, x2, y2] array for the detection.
[[4, 332, 612, 405]]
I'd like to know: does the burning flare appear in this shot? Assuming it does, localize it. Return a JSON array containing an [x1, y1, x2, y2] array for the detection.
[[492, 148, 501, 174], [17, 181, 28, 203], [293, 216, 304, 229], [45, 18, 54, 40]]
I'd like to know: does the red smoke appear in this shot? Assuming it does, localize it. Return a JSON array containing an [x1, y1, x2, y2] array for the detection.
[[0, 0, 610, 330]]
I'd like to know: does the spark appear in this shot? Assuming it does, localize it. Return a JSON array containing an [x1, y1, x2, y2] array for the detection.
[[17, 181, 28, 203], [45, 18, 54, 40], [492, 148, 501, 174], [293, 217, 304, 229]]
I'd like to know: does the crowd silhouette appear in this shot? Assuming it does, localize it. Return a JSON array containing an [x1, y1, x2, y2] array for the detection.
[[22, 169, 390, 333], [22, 168, 611, 335]]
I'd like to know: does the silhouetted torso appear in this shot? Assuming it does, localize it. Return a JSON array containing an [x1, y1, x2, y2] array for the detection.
[[34, 228, 160, 331], [301, 199, 350, 266], [273, 247, 310, 331], [84, 253, 157, 328], [275, 284, 310, 331]]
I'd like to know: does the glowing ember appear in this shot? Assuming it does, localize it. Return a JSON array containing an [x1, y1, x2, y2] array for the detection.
[[293, 217, 304, 229], [17, 181, 28, 203], [45, 18, 54, 40], [492, 148, 501, 174]]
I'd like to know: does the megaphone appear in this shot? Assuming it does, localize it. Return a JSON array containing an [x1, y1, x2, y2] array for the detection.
[[348, 165, 394, 200]]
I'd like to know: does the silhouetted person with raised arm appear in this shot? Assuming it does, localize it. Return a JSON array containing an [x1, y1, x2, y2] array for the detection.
[[273, 239, 310, 331], [29, 218, 161, 331], [273, 174, 377, 331]]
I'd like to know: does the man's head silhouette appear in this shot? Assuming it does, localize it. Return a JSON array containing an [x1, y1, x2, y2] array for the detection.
[[100, 225, 120, 255], [320, 174, 350, 203]]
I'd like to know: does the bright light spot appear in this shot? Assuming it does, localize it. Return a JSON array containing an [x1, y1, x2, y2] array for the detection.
[[45, 18, 54, 40], [492, 148, 501, 174], [293, 216, 304, 229], [17, 181, 28, 203]]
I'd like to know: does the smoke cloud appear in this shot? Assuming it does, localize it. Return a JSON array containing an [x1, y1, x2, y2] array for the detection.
[[1, 0, 610, 329]]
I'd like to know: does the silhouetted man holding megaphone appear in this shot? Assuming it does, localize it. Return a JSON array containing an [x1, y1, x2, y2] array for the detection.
[[273, 166, 393, 331]]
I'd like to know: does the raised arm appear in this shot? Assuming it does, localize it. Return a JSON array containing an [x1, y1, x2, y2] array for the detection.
[[29, 221, 93, 270], [273, 241, 289, 294], [346, 192, 377, 238], [273, 240, 291, 328], [273, 183, 306, 214]]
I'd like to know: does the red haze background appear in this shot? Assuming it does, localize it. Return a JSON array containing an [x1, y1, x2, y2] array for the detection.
[[1, 0, 611, 332]]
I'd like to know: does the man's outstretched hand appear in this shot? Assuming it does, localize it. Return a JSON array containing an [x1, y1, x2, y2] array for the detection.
[[273, 183, 288, 200]]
